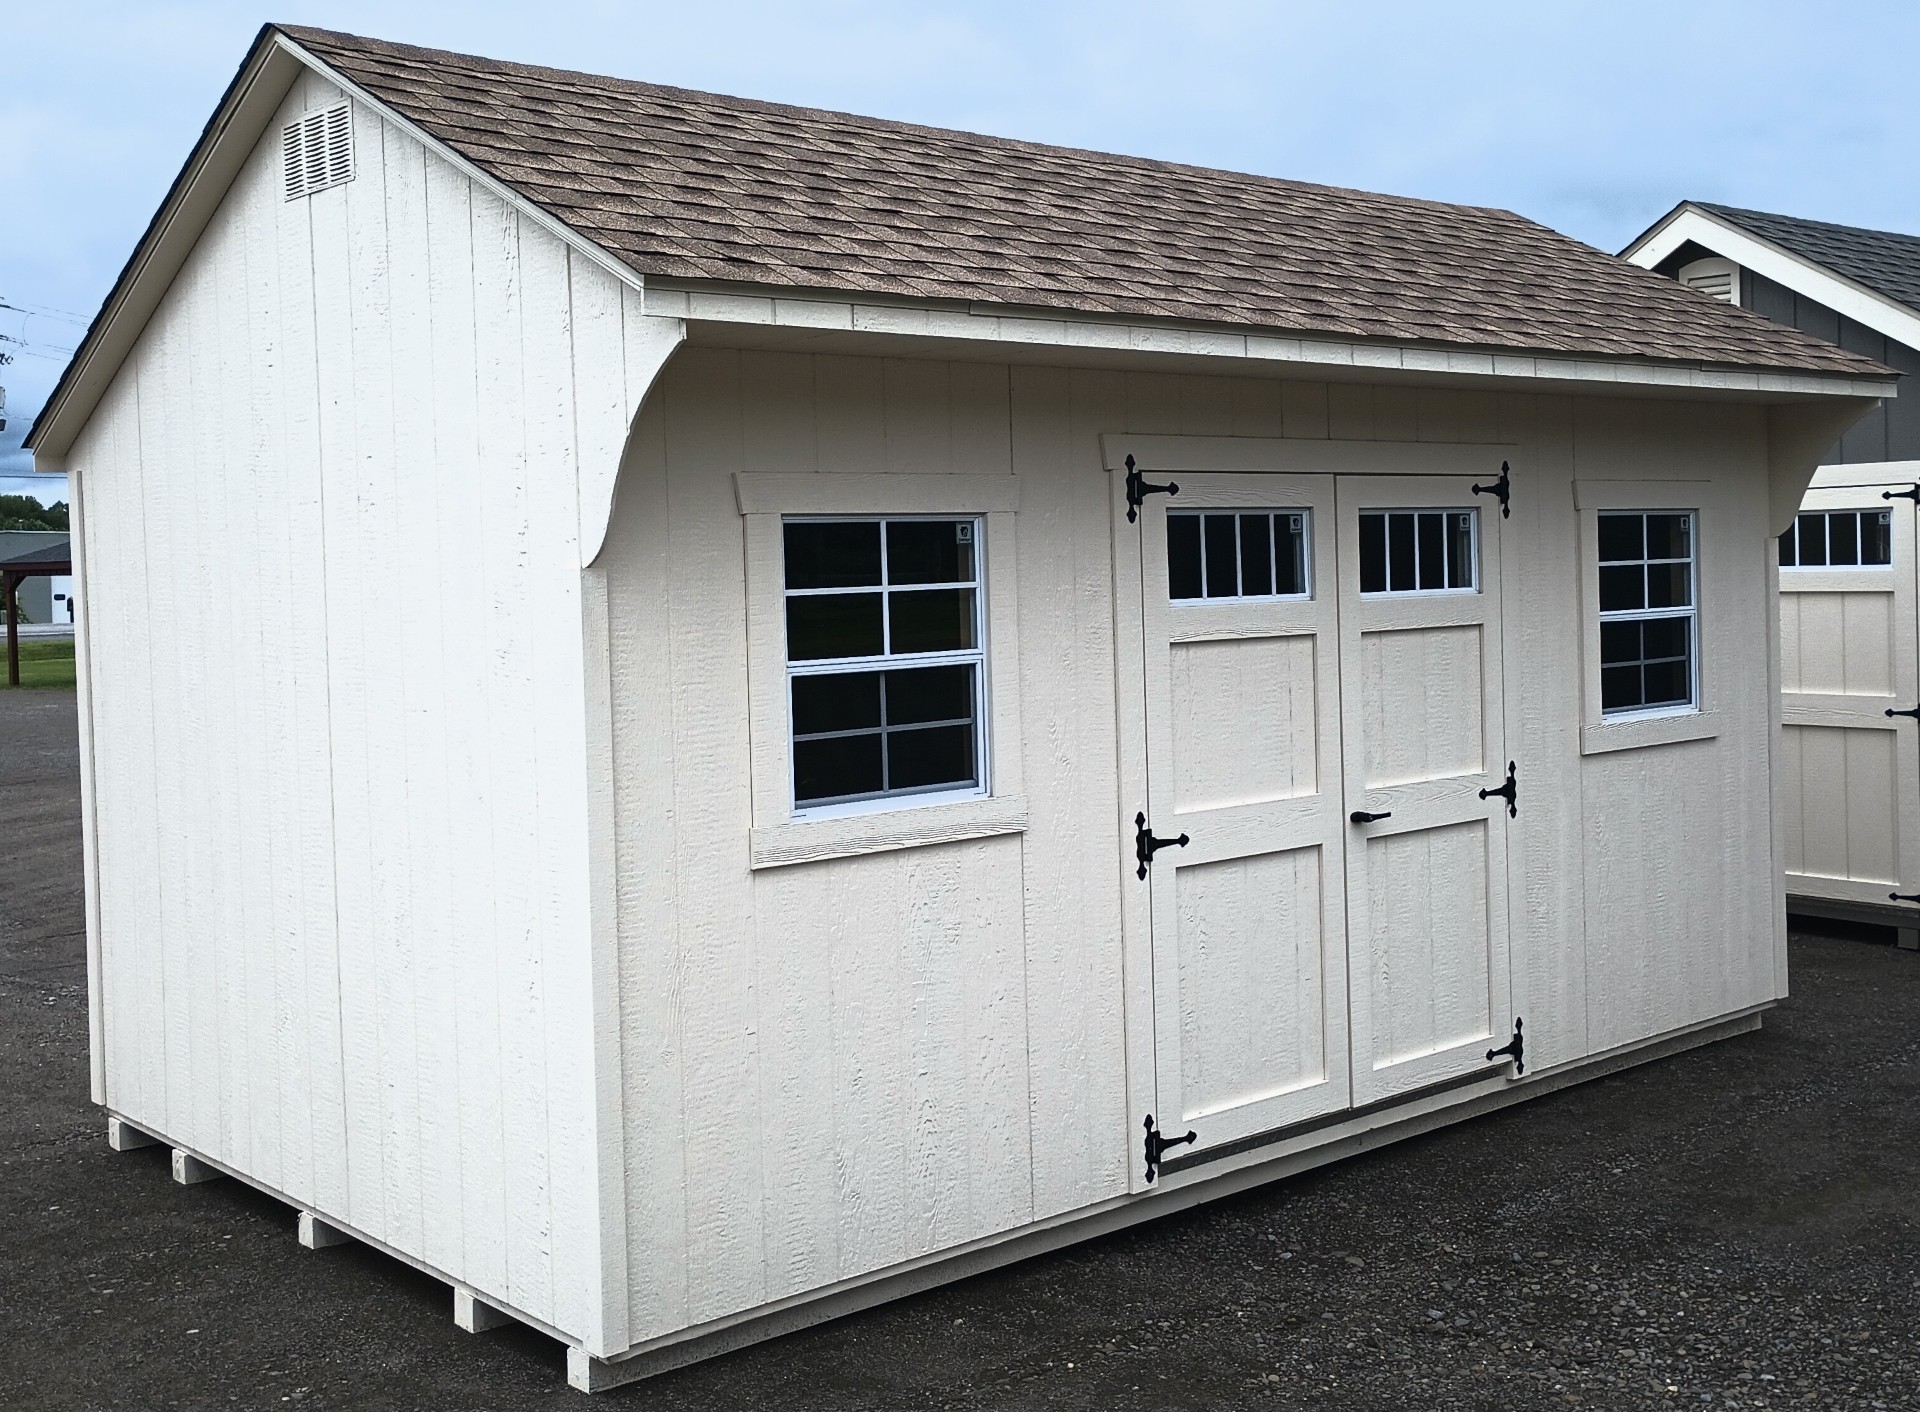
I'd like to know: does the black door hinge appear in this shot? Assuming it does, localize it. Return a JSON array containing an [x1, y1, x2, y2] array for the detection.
[[1135, 812, 1189, 879], [1472, 461, 1512, 518], [1479, 761, 1518, 818], [1125, 455, 1180, 524], [1883, 484, 1920, 504], [1143, 1114, 1196, 1184], [1486, 1017, 1525, 1075], [1892, 891, 1920, 904], [1888, 704, 1920, 722]]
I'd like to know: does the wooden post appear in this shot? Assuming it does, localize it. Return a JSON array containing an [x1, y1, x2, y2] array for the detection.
[[5, 569, 18, 687]]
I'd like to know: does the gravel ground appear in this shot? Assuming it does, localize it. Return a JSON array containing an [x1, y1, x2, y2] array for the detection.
[[3, 686, 1917, 1411]]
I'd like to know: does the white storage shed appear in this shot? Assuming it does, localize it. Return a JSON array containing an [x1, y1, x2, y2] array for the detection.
[[27, 27, 1895, 1391], [1623, 203, 1920, 947]]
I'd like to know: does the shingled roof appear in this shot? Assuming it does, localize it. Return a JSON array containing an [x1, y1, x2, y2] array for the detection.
[[1693, 203, 1920, 319], [275, 26, 1883, 380]]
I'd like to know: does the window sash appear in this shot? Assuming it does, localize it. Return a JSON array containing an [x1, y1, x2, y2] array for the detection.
[[1778, 508, 1893, 569], [783, 515, 988, 813], [1597, 510, 1698, 718]]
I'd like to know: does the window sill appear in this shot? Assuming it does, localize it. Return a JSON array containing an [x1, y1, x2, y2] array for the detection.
[[750, 793, 1028, 870], [1580, 709, 1718, 756]]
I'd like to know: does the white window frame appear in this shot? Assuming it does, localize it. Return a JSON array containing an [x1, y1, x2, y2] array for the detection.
[[1165, 507, 1314, 603], [1575, 480, 1719, 755], [738, 473, 1027, 869], [783, 514, 990, 817]]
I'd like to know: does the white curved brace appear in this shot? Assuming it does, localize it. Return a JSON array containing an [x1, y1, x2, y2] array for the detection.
[[580, 312, 686, 566]]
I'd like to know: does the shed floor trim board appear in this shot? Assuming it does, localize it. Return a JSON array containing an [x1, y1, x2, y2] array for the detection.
[[1788, 894, 1920, 950], [570, 1006, 1768, 1392]]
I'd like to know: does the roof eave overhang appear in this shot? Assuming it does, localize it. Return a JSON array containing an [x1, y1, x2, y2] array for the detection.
[[649, 279, 1896, 406], [1622, 203, 1920, 358]]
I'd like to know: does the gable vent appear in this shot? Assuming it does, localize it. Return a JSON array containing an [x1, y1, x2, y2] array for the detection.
[[282, 103, 354, 201], [1676, 256, 1740, 305]]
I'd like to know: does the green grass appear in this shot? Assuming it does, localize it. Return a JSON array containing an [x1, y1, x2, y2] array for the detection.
[[4, 640, 76, 689]]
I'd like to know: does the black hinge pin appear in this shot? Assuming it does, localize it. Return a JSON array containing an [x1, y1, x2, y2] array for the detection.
[[1471, 461, 1512, 518], [1124, 455, 1180, 523], [1486, 1017, 1525, 1075], [1479, 761, 1518, 818], [1135, 811, 1189, 879], [1143, 1114, 1196, 1184], [1883, 485, 1920, 503]]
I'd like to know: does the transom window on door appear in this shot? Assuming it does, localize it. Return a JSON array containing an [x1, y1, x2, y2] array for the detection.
[[1778, 509, 1892, 568], [783, 517, 986, 811], [1167, 510, 1310, 600], [1358, 509, 1478, 594], [1598, 511, 1697, 715]]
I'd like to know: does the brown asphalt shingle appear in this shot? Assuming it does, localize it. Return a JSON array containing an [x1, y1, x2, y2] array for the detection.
[[280, 25, 1885, 378]]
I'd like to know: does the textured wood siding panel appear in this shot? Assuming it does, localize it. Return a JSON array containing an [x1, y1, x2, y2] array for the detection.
[[1747, 269, 1920, 463], [601, 354, 1774, 1344], [68, 72, 638, 1343]]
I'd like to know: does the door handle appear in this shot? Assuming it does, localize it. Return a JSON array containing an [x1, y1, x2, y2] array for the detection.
[[1349, 810, 1392, 824]]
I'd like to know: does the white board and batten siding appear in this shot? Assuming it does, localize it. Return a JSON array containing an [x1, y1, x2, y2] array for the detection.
[[66, 70, 662, 1347], [599, 350, 1788, 1353], [1777, 461, 1920, 937]]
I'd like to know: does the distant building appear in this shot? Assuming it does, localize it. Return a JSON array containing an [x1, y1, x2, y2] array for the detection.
[[0, 530, 74, 626]]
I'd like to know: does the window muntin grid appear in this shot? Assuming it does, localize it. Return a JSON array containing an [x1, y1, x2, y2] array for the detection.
[[1778, 509, 1892, 568], [783, 517, 987, 811], [1167, 510, 1311, 601], [1598, 511, 1698, 716], [1358, 509, 1479, 595]]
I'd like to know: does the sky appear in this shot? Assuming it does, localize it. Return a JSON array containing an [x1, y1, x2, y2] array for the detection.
[[4, 0, 1918, 497]]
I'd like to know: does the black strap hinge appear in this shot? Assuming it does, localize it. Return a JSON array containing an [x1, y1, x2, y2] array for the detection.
[[1143, 1114, 1196, 1184], [1472, 461, 1512, 518], [1135, 812, 1189, 879], [1892, 892, 1920, 904], [1888, 705, 1920, 722], [1124, 455, 1180, 523], [1883, 485, 1920, 504], [1479, 761, 1518, 818], [1487, 1017, 1525, 1075]]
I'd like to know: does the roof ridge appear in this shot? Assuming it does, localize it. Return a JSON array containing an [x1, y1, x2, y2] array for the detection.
[[273, 23, 1516, 224], [1697, 201, 1920, 248]]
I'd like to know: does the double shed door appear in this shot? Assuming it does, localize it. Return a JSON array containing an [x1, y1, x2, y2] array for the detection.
[[1779, 479, 1920, 906], [1126, 469, 1513, 1174]]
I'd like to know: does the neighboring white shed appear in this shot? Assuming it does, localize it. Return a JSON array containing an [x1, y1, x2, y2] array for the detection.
[[1624, 204, 1920, 946], [27, 26, 1893, 1392]]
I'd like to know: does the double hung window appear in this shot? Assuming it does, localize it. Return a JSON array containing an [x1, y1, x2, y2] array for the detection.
[[783, 517, 986, 812], [1597, 511, 1697, 716]]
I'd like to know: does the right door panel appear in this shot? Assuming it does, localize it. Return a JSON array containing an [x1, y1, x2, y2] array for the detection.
[[1336, 475, 1513, 1105]]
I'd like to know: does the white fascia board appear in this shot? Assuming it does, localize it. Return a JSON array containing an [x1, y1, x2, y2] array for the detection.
[[649, 283, 1895, 404], [1624, 205, 1920, 357]]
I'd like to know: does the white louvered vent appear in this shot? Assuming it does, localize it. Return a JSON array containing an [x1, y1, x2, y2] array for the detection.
[[1677, 256, 1740, 304], [282, 103, 354, 201]]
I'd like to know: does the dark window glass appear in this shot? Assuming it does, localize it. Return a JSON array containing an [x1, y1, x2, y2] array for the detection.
[[1830, 512, 1860, 566], [1387, 513, 1416, 592], [887, 520, 973, 585], [1778, 527, 1797, 568], [1642, 616, 1689, 660], [889, 589, 976, 653], [1646, 563, 1691, 609], [1279, 515, 1308, 595], [1645, 514, 1691, 560], [889, 724, 975, 791], [1240, 514, 1274, 596], [1642, 657, 1690, 707], [1449, 514, 1475, 589], [791, 671, 881, 735], [1598, 514, 1643, 563], [1359, 512, 1387, 594], [1600, 664, 1643, 712], [1797, 514, 1827, 566], [1416, 511, 1445, 590], [787, 593, 883, 660], [1864, 511, 1893, 565], [1168, 516, 1203, 600], [1598, 565, 1645, 612], [1600, 619, 1642, 667], [1203, 514, 1238, 598], [786, 521, 881, 589], [794, 734, 884, 803], [886, 665, 972, 726]]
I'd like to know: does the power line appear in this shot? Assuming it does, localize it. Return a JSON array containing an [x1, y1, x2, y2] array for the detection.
[[0, 298, 91, 325]]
